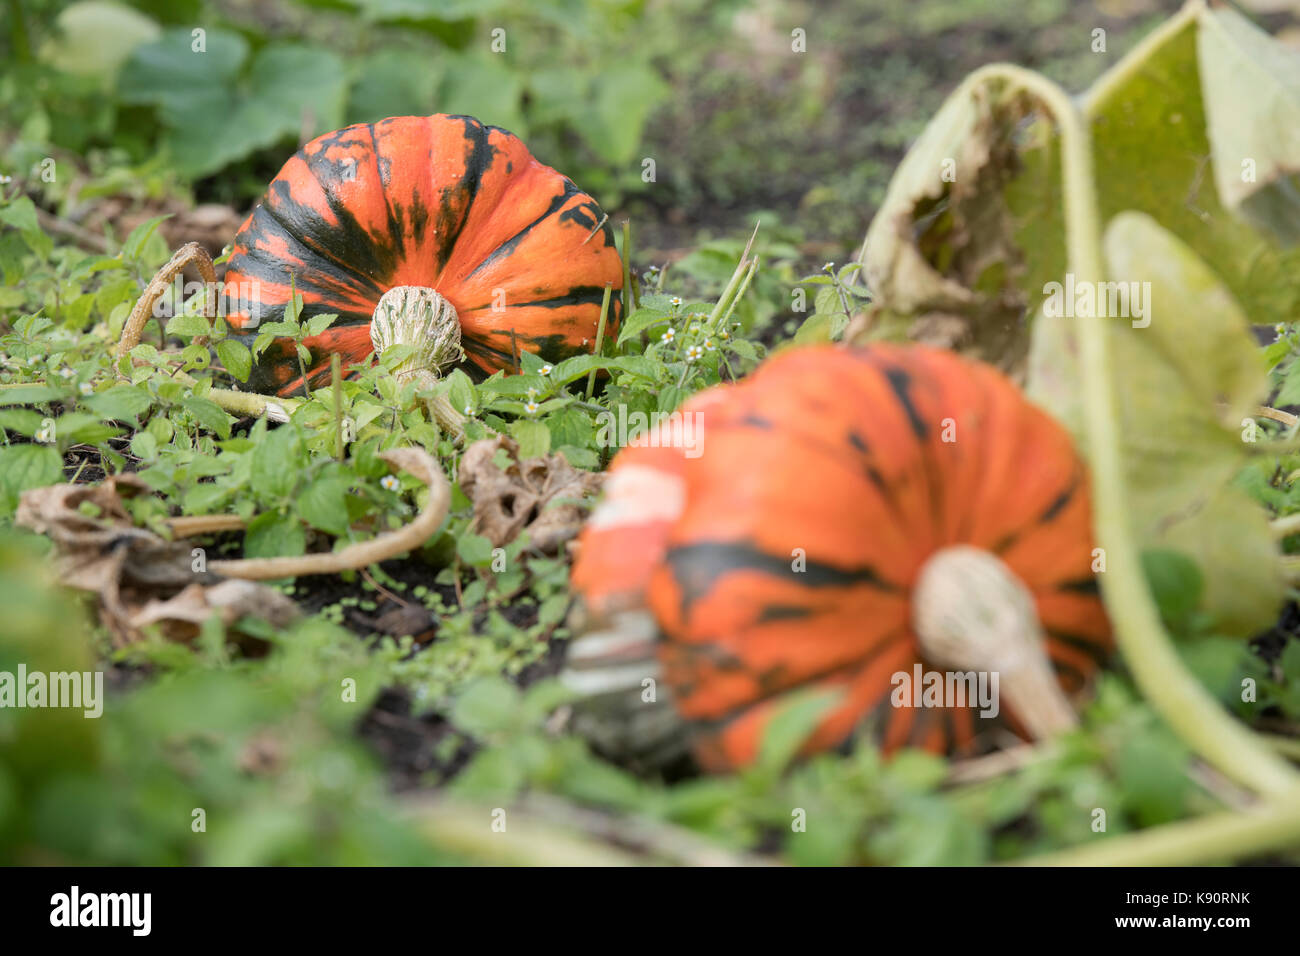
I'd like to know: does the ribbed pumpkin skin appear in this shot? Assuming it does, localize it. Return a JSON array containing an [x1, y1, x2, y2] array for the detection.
[[222, 114, 622, 394], [619, 344, 1111, 772]]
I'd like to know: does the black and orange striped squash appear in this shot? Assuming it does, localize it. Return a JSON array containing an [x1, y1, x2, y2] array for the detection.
[[566, 344, 1111, 772], [221, 114, 622, 395]]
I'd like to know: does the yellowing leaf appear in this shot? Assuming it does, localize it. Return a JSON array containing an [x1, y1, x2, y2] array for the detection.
[[1197, 6, 1300, 243]]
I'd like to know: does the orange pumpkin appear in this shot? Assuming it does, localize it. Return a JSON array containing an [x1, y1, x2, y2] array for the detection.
[[567, 344, 1111, 771], [221, 114, 622, 395]]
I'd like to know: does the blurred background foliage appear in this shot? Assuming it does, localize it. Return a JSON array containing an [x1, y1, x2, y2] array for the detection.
[[1, 0, 1215, 264]]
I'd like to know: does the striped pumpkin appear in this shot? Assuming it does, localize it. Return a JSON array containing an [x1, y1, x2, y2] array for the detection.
[[222, 114, 622, 395], [567, 344, 1111, 772]]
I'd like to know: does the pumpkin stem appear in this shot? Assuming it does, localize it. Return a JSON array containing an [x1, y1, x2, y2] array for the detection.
[[370, 285, 468, 437], [911, 545, 1078, 740]]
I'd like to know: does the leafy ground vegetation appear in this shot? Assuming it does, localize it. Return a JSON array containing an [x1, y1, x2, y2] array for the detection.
[[3, 0, 1300, 866]]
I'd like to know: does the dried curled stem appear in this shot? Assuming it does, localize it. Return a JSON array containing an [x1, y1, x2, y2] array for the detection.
[[208, 447, 449, 580], [1257, 405, 1300, 429], [166, 514, 248, 537], [116, 241, 216, 357]]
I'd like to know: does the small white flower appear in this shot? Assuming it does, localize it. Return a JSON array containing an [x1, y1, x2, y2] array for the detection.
[[524, 400, 539, 415], [57, 367, 74, 379], [661, 327, 676, 342], [823, 261, 835, 271], [78, 382, 94, 396], [670, 296, 682, 307], [540, 364, 552, 376], [685, 345, 703, 362], [703, 339, 716, 352], [381, 475, 401, 491], [463, 404, 474, 415], [0, 175, 11, 186]]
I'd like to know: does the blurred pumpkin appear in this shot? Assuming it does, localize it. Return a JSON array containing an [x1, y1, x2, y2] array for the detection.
[[565, 344, 1111, 771]]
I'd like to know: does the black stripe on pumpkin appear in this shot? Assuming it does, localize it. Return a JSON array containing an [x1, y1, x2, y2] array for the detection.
[[1056, 576, 1101, 595], [880, 363, 928, 441], [463, 179, 584, 281], [1037, 473, 1078, 525], [1045, 627, 1112, 664], [755, 603, 815, 624], [989, 472, 1081, 556], [437, 115, 498, 270], [559, 198, 616, 248], [678, 630, 903, 737], [228, 203, 386, 317], [664, 540, 900, 616], [462, 285, 614, 313]]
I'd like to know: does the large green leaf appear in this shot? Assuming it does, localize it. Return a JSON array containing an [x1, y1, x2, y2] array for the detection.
[[1083, 4, 1300, 327], [119, 30, 347, 177], [857, 72, 1067, 375], [39, 0, 160, 80], [1197, 6, 1300, 244], [1100, 211, 1279, 634]]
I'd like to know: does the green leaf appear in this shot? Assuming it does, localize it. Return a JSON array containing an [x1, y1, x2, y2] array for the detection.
[[120, 31, 347, 178], [1083, 6, 1300, 328], [296, 475, 351, 537], [1116, 729, 1191, 827], [438, 53, 525, 135], [345, 51, 443, 125], [165, 312, 210, 339], [455, 532, 494, 567], [610, 355, 659, 382], [305, 313, 338, 337], [1139, 549, 1204, 633], [179, 397, 232, 439], [445, 368, 475, 415], [754, 687, 843, 776], [40, 1, 160, 79], [0, 196, 41, 235], [119, 214, 171, 263], [588, 65, 670, 165], [616, 307, 670, 345], [0, 385, 61, 406], [216, 339, 252, 383], [793, 312, 833, 345], [509, 419, 551, 459], [242, 510, 306, 561], [857, 72, 1052, 370], [250, 426, 303, 500], [1196, 6, 1300, 244], [1100, 212, 1280, 634], [0, 445, 63, 514], [450, 677, 520, 738]]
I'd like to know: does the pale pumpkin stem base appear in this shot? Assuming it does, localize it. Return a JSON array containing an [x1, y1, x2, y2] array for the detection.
[[370, 285, 468, 438], [911, 545, 1078, 740]]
